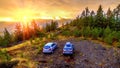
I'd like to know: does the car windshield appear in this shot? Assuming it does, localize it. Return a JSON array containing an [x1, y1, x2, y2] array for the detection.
[[44, 46, 50, 49], [66, 44, 71, 47]]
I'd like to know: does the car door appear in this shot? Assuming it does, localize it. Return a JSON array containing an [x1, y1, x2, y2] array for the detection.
[[51, 43, 55, 50], [72, 44, 74, 52]]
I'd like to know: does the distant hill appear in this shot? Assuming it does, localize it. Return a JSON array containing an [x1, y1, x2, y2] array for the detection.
[[0, 19, 72, 35]]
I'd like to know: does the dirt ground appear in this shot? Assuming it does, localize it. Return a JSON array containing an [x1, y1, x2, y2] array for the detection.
[[7, 39, 120, 68], [33, 40, 120, 68]]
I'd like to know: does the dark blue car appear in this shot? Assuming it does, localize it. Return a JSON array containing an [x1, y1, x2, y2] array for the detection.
[[63, 42, 74, 55]]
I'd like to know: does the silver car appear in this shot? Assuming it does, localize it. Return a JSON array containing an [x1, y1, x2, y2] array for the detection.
[[43, 42, 57, 53]]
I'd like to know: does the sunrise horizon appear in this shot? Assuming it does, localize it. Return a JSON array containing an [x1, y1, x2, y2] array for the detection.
[[0, 0, 119, 22]]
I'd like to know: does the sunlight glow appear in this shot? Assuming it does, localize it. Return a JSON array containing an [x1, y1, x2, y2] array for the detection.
[[40, 16, 54, 20], [0, 18, 14, 22], [0, 8, 71, 22]]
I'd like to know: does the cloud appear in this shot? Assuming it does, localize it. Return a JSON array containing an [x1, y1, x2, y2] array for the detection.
[[0, 0, 119, 18]]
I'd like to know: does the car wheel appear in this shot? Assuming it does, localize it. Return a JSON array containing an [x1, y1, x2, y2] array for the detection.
[[51, 51, 53, 54]]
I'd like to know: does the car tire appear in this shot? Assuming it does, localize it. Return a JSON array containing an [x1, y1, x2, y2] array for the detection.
[[51, 51, 53, 54]]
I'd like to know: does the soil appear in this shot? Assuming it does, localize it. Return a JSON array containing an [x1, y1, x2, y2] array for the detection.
[[34, 40, 120, 68], [8, 39, 120, 68]]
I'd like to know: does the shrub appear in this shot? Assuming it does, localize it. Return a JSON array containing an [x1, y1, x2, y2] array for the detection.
[[81, 26, 91, 38], [86, 26, 91, 37], [37, 42, 45, 54], [98, 28, 103, 37], [48, 33, 57, 40], [104, 31, 117, 44], [72, 28, 81, 37], [91, 28, 100, 39], [103, 26, 111, 38], [0, 49, 11, 62], [110, 31, 118, 42], [61, 30, 71, 37], [36, 30, 46, 38], [115, 31, 120, 41], [116, 40, 120, 48], [0, 36, 9, 47], [117, 44, 120, 48], [104, 34, 113, 44]]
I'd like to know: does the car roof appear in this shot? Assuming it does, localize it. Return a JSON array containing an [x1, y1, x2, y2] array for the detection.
[[66, 42, 71, 45], [45, 42, 54, 46], [64, 42, 72, 48]]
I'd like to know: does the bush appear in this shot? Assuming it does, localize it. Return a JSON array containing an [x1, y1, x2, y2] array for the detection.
[[61, 30, 71, 37], [37, 42, 45, 54], [0, 36, 9, 47], [86, 26, 91, 37], [36, 30, 46, 38], [104, 31, 116, 44], [98, 28, 103, 37], [115, 31, 120, 41], [104, 34, 113, 44], [0, 49, 11, 62], [117, 44, 120, 48], [72, 28, 81, 37], [81, 26, 91, 38], [103, 26, 111, 38], [48, 33, 57, 40], [116, 40, 120, 48], [91, 28, 100, 39]]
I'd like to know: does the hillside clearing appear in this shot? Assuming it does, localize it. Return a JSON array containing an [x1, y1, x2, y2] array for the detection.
[[5, 39, 120, 68]]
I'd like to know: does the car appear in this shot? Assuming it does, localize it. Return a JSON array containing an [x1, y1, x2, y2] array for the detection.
[[63, 42, 74, 55], [43, 42, 57, 53]]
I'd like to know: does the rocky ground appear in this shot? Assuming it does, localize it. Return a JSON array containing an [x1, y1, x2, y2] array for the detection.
[[7, 39, 120, 68], [34, 40, 120, 68]]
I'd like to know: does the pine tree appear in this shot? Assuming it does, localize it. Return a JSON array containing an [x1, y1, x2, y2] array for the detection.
[[96, 5, 106, 28], [116, 4, 120, 20], [50, 21, 58, 31], [106, 8, 115, 28], [81, 10, 85, 18], [114, 4, 120, 30], [90, 10, 95, 27], [3, 28, 11, 46], [85, 7, 90, 17]]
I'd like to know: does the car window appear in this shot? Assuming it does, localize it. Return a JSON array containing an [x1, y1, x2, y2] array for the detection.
[[66, 44, 71, 47], [44, 46, 50, 49], [51, 43, 55, 47]]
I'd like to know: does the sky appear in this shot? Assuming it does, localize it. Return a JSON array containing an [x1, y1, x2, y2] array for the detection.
[[0, 0, 120, 21]]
